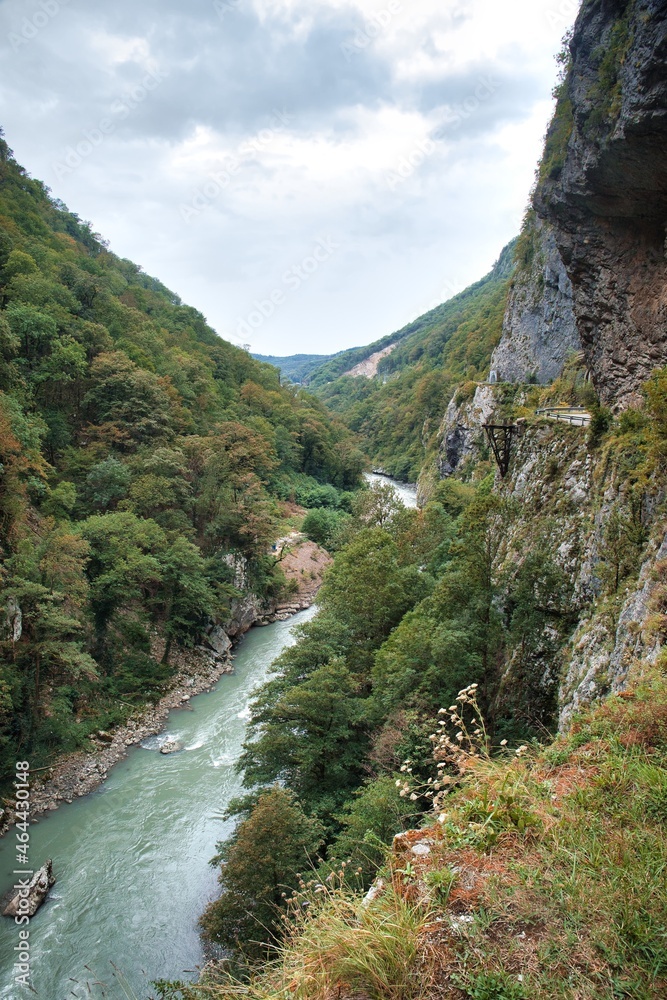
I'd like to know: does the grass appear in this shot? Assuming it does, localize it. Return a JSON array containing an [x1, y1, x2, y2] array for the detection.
[[157, 660, 667, 1000], [157, 883, 438, 999], [424, 666, 667, 999]]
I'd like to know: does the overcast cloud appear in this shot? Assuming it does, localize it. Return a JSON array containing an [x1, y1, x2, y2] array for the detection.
[[0, 0, 579, 355]]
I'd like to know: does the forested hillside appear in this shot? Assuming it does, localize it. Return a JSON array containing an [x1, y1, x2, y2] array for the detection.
[[306, 243, 515, 480], [161, 1, 667, 995], [0, 129, 363, 791]]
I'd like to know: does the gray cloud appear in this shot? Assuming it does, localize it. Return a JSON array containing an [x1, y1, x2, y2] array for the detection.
[[0, 0, 579, 355]]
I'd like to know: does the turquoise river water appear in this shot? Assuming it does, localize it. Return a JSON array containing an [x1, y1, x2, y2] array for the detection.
[[0, 607, 317, 1000]]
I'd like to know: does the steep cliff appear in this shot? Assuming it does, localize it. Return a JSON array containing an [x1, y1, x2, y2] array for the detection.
[[490, 213, 580, 385], [436, 384, 497, 478], [431, 0, 667, 727], [497, 417, 663, 730], [435, 211, 580, 481], [535, 0, 667, 407]]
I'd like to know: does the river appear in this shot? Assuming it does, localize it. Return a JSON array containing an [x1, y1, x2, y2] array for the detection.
[[364, 472, 418, 509], [0, 607, 317, 1000]]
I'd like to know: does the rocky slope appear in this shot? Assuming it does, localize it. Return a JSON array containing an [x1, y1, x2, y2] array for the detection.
[[436, 214, 580, 481], [535, 0, 667, 407], [431, 1, 667, 727], [499, 420, 665, 730], [344, 343, 397, 378]]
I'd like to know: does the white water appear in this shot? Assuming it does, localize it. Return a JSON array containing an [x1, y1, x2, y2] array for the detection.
[[0, 476, 417, 998], [364, 472, 418, 509]]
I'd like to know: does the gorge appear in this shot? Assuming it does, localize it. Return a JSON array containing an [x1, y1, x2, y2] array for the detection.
[[1, 0, 667, 997]]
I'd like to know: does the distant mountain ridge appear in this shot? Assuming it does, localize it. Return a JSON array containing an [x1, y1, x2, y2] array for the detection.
[[251, 353, 337, 384]]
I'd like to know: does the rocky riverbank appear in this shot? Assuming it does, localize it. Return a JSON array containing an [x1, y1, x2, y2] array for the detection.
[[0, 532, 331, 837], [0, 536, 331, 838], [0, 638, 235, 836]]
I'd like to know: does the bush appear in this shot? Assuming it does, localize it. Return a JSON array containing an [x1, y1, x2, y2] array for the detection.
[[587, 402, 613, 448], [302, 507, 350, 550]]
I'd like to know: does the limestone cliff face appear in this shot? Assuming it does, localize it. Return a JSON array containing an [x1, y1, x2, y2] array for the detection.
[[437, 217, 580, 479], [436, 384, 497, 478], [491, 216, 580, 384], [535, 0, 667, 407], [558, 528, 667, 728]]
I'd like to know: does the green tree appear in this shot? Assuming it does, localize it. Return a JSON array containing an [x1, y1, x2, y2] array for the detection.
[[327, 775, 421, 886], [351, 481, 403, 529], [240, 658, 368, 821], [302, 507, 350, 549], [83, 350, 176, 449], [154, 536, 217, 662], [84, 457, 132, 511], [200, 787, 323, 960], [598, 501, 645, 595], [80, 512, 165, 658], [2, 249, 38, 282], [317, 528, 431, 673]]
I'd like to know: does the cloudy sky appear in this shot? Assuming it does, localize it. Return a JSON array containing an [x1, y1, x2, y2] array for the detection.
[[0, 0, 578, 356]]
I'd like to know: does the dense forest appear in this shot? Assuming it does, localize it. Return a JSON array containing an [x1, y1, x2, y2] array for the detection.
[[3, 0, 667, 993], [190, 377, 658, 976], [251, 353, 336, 386], [0, 128, 364, 791]]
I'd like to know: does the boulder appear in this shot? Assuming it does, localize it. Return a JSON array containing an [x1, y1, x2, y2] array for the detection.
[[160, 740, 183, 755], [204, 626, 232, 659], [3, 860, 55, 918]]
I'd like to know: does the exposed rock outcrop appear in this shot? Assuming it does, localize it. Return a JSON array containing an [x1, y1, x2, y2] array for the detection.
[[4, 596, 22, 642], [559, 527, 667, 729], [2, 861, 55, 919], [222, 537, 331, 635], [437, 384, 497, 478], [491, 216, 580, 384], [535, 0, 667, 407], [345, 343, 397, 378], [491, 418, 666, 729]]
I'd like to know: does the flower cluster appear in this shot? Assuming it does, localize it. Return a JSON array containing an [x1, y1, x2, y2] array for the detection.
[[395, 684, 523, 820]]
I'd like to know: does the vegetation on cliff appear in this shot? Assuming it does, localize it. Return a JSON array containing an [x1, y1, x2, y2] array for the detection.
[[159, 3, 667, 994], [185, 337, 667, 990], [192, 357, 662, 958], [0, 130, 363, 791]]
